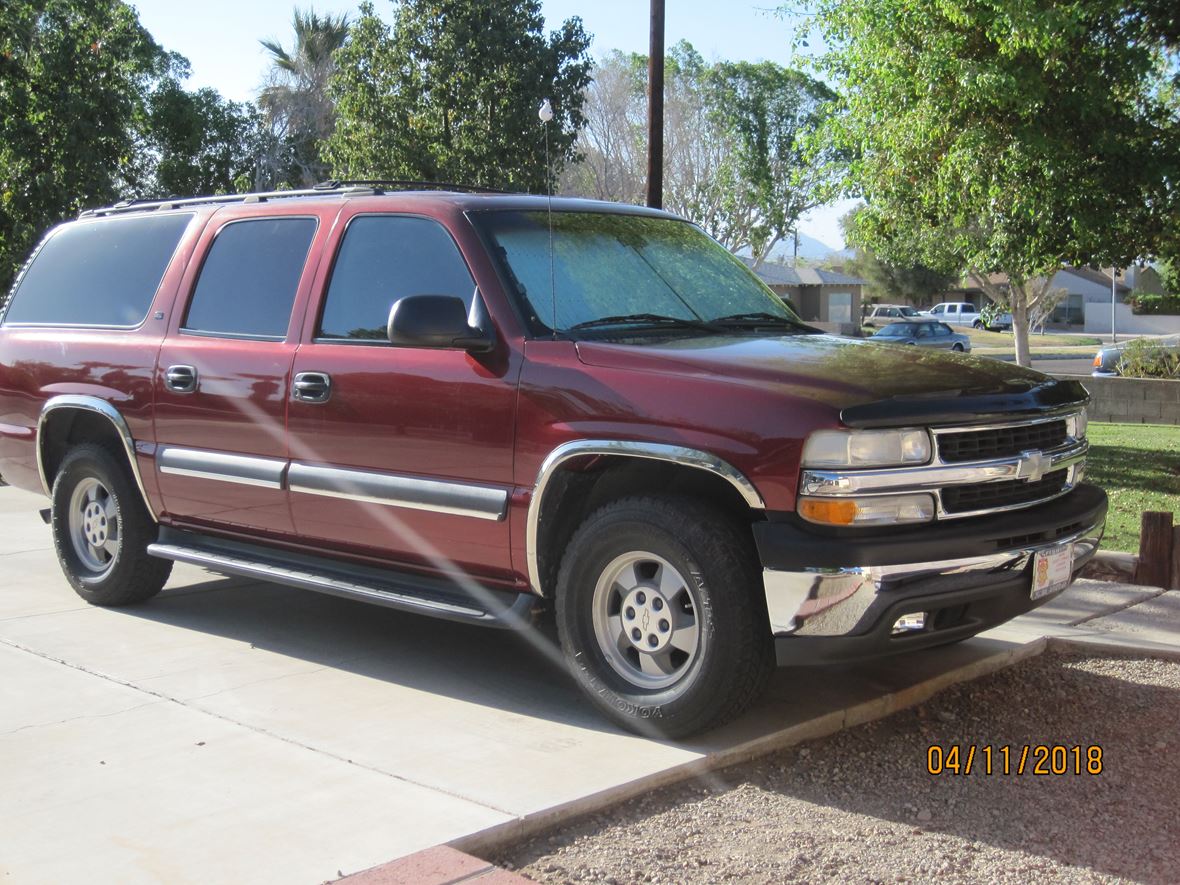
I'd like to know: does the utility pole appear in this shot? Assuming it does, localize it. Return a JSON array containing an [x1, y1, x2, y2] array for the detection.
[[645, 0, 665, 209], [1111, 267, 1118, 344]]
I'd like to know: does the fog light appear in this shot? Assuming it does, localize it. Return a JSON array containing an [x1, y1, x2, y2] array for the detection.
[[891, 613, 927, 635]]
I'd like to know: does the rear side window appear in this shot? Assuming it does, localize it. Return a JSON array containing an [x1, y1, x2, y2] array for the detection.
[[2, 213, 193, 327], [318, 216, 475, 341], [183, 217, 317, 339]]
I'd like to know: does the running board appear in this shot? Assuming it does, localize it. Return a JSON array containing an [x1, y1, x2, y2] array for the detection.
[[147, 529, 536, 629]]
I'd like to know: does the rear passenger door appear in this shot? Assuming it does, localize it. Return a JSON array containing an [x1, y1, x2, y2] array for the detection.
[[153, 213, 323, 538], [285, 213, 518, 581]]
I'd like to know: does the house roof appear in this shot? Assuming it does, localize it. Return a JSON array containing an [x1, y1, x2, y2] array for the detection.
[[962, 268, 1131, 294], [740, 257, 865, 287]]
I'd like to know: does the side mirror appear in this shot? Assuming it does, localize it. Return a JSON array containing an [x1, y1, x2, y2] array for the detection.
[[386, 294, 495, 352]]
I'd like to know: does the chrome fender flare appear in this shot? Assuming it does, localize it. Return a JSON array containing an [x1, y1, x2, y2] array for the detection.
[[525, 439, 765, 595], [37, 395, 156, 522]]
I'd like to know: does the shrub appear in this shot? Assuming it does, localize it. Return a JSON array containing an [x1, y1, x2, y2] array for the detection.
[[1130, 293, 1180, 315], [1116, 338, 1180, 379]]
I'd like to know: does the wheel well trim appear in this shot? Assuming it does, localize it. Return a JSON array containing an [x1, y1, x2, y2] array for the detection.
[[525, 439, 765, 595], [37, 395, 157, 522]]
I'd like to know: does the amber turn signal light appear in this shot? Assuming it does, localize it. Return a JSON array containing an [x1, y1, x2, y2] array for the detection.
[[798, 498, 859, 526]]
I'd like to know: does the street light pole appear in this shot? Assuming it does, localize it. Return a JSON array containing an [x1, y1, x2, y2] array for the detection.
[[1111, 267, 1118, 344], [645, 0, 665, 209]]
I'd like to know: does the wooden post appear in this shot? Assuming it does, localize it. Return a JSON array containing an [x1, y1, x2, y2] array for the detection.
[[1171, 526, 1180, 591], [1134, 511, 1173, 588]]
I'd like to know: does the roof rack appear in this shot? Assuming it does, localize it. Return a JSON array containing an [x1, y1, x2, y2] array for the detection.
[[79, 179, 513, 218]]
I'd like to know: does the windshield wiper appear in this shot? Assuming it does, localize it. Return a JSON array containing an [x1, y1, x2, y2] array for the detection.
[[568, 313, 718, 332], [709, 312, 816, 331]]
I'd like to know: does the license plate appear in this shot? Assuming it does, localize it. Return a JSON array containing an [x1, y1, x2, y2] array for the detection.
[[1031, 544, 1074, 600]]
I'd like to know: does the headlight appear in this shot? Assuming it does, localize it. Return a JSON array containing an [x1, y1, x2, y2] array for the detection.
[[798, 493, 935, 526], [802, 428, 932, 468], [1068, 408, 1088, 440]]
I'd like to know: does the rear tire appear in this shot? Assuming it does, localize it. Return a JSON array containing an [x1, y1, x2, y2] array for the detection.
[[51, 444, 171, 606], [555, 495, 773, 739]]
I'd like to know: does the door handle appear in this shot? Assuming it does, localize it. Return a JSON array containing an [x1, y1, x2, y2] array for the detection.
[[165, 365, 197, 393], [293, 371, 332, 403]]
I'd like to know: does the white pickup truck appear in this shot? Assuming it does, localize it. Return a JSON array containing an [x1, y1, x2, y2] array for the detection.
[[924, 302, 980, 326]]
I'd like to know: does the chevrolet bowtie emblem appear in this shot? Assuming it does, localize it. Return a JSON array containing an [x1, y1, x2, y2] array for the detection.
[[1015, 449, 1047, 483]]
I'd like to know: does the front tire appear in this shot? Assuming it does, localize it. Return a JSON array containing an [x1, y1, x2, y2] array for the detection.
[[555, 496, 773, 739], [952, 343, 965, 352], [51, 444, 171, 606]]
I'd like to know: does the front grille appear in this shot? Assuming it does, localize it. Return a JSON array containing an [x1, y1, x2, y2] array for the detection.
[[937, 420, 1069, 463], [941, 469, 1069, 514]]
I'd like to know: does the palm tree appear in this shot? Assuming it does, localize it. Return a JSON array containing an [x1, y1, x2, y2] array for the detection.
[[258, 7, 350, 187]]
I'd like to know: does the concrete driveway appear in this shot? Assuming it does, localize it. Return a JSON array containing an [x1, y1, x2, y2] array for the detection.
[[0, 484, 1117, 884]]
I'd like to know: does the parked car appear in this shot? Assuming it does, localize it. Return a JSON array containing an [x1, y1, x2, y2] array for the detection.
[[871, 320, 972, 352], [1092, 335, 1180, 376], [0, 184, 1105, 738], [863, 304, 922, 327], [923, 302, 981, 326]]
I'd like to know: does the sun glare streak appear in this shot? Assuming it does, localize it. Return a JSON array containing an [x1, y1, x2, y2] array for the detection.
[[173, 359, 736, 756]]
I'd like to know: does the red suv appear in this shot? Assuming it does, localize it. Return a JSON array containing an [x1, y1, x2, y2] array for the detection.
[[0, 184, 1106, 737]]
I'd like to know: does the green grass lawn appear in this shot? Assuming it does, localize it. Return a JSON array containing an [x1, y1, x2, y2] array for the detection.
[[962, 326, 1102, 348], [1085, 422, 1180, 552]]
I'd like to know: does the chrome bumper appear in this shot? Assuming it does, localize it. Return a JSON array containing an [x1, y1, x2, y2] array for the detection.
[[763, 518, 1104, 638]]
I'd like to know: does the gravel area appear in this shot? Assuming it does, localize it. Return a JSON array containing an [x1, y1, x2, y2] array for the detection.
[[496, 651, 1180, 884]]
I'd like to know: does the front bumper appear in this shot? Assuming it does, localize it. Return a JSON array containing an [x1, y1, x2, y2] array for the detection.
[[758, 484, 1107, 665]]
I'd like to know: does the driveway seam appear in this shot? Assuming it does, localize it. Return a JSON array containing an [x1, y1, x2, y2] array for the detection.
[[1065, 588, 1167, 626], [0, 635, 518, 819]]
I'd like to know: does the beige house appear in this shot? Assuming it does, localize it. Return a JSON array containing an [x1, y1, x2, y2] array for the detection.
[[741, 258, 865, 333]]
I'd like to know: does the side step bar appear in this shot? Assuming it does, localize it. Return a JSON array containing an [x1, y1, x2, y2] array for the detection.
[[147, 529, 536, 630]]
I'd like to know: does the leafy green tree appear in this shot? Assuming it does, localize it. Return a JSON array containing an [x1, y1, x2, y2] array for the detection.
[[0, 0, 167, 291], [808, 0, 1180, 365], [259, 8, 350, 187], [326, 0, 591, 192], [565, 44, 835, 266], [840, 209, 959, 306], [134, 71, 260, 197]]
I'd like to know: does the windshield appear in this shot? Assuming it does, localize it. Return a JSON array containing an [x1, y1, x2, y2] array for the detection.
[[875, 323, 914, 337], [899, 306, 919, 317], [473, 210, 806, 336]]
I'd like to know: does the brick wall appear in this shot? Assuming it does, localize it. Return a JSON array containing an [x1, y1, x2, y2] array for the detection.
[[1057, 373, 1180, 424]]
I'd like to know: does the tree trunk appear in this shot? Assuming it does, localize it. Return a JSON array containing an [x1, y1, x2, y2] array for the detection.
[[1011, 294, 1031, 367]]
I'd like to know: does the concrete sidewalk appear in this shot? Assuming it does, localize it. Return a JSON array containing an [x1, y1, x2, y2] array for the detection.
[[1, 485, 1175, 884]]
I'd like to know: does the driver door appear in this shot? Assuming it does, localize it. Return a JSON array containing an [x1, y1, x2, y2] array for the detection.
[[285, 212, 520, 581]]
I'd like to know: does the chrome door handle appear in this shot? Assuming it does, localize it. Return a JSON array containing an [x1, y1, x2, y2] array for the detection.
[[165, 365, 197, 393], [293, 372, 332, 403]]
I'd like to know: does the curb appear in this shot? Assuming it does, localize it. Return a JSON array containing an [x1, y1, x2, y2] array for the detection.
[[446, 636, 1048, 858], [335, 846, 531, 884]]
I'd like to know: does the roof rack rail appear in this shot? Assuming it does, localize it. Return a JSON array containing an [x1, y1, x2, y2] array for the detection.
[[314, 179, 510, 195], [79, 179, 514, 218]]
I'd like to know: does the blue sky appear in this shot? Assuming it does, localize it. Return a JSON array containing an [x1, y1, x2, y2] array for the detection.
[[130, 0, 853, 248]]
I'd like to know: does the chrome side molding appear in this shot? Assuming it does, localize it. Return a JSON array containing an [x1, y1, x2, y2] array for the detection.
[[288, 462, 508, 520], [525, 439, 765, 595], [158, 447, 286, 489], [37, 395, 156, 520]]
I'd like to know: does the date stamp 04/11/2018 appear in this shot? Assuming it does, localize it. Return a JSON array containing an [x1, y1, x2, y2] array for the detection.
[[927, 744, 1104, 776]]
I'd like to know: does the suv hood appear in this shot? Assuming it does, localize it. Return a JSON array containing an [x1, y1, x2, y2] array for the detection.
[[576, 334, 1088, 427]]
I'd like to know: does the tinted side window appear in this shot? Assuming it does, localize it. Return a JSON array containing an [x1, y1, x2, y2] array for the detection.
[[183, 218, 317, 338], [3, 214, 192, 326], [319, 216, 475, 341]]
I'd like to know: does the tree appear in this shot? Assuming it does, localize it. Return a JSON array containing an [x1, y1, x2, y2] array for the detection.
[[326, 0, 591, 192], [564, 43, 836, 266], [809, 0, 1180, 365], [840, 208, 959, 306], [0, 0, 167, 291], [125, 53, 260, 198], [258, 7, 350, 187]]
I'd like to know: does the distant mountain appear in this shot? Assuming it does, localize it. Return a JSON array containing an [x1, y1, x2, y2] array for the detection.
[[768, 232, 849, 263]]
